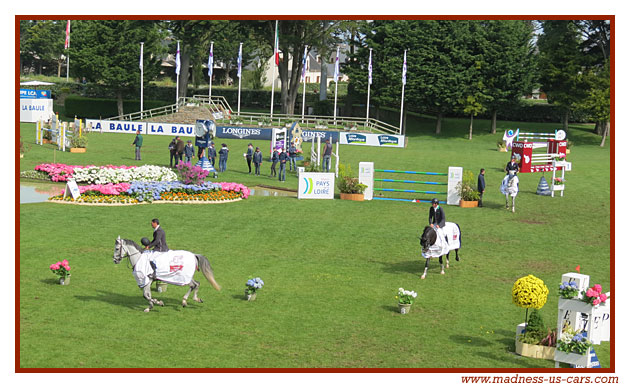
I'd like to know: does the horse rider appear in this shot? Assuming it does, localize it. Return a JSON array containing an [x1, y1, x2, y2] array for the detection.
[[429, 198, 445, 229], [505, 155, 519, 176], [145, 218, 169, 252]]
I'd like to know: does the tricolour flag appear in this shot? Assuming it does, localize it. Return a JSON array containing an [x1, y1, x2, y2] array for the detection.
[[333, 46, 340, 82], [175, 41, 181, 75], [368, 49, 373, 85], [274, 21, 279, 66], [237, 43, 243, 78], [64, 20, 71, 49], [402, 50, 407, 86], [207, 43, 214, 77], [301, 46, 308, 82]]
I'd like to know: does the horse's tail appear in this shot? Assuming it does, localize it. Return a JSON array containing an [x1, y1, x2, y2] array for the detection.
[[196, 254, 222, 291]]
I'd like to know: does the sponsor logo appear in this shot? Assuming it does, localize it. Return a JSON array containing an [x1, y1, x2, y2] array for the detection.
[[109, 122, 144, 132], [346, 133, 367, 144], [302, 130, 327, 141], [378, 135, 400, 145], [302, 175, 332, 196], [221, 127, 261, 139], [169, 255, 184, 272]]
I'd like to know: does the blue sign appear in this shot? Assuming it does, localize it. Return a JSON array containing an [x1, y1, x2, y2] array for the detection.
[[216, 126, 272, 140], [20, 89, 51, 99]]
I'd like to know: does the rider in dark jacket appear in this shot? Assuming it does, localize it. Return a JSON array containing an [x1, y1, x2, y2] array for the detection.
[[428, 198, 446, 229]]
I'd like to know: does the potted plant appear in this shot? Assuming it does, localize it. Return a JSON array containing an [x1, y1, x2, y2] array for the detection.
[[245, 276, 264, 301], [337, 164, 367, 201], [515, 310, 557, 360], [558, 281, 580, 300], [497, 140, 507, 152], [456, 170, 480, 207], [50, 259, 71, 285], [555, 325, 592, 365], [395, 288, 417, 314], [70, 135, 88, 153], [566, 140, 574, 154]]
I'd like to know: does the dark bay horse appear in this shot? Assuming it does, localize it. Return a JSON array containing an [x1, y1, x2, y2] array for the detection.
[[419, 222, 462, 279]]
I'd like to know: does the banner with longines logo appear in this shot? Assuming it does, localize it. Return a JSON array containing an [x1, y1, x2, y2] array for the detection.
[[84, 119, 405, 147]]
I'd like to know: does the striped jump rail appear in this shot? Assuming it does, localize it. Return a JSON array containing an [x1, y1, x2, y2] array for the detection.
[[372, 169, 448, 204]]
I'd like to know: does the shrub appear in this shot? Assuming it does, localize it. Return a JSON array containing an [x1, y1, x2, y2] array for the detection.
[[456, 170, 480, 201]]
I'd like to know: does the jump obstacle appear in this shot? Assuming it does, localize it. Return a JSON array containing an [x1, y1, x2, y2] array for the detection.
[[358, 162, 462, 205], [36, 114, 85, 152]]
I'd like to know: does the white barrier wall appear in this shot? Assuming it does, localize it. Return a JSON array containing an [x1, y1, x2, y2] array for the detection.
[[20, 98, 53, 122]]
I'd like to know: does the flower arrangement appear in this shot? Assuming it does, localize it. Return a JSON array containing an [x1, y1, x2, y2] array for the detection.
[[558, 281, 579, 299], [72, 165, 176, 184], [512, 275, 549, 310], [396, 288, 418, 305], [245, 277, 264, 295], [218, 182, 251, 199], [176, 161, 210, 185], [553, 177, 565, 185], [557, 326, 592, 355], [583, 284, 608, 306], [50, 259, 71, 279], [554, 153, 566, 161], [63, 182, 132, 196]]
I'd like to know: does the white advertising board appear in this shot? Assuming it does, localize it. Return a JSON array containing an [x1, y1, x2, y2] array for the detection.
[[298, 172, 335, 199], [20, 99, 53, 122], [85, 120, 146, 134], [339, 132, 405, 148], [146, 122, 196, 137], [446, 166, 463, 205], [358, 162, 374, 200]]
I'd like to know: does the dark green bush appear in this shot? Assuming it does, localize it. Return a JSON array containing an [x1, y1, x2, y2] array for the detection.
[[64, 95, 170, 119]]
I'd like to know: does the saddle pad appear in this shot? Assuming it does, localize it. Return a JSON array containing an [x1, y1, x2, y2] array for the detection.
[[132, 250, 197, 288], [421, 222, 460, 258]]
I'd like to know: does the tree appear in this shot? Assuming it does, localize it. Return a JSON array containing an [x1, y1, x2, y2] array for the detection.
[[20, 20, 65, 76], [69, 20, 165, 116], [481, 20, 537, 134], [537, 20, 588, 132]]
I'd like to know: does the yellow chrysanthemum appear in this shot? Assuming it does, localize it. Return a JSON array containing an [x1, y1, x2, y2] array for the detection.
[[512, 274, 549, 309]]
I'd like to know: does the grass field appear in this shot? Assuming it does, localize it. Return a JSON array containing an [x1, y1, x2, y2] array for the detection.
[[18, 114, 611, 369]]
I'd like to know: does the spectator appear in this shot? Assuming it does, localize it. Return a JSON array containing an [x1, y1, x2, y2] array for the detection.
[[175, 136, 185, 165], [477, 168, 486, 207], [168, 137, 177, 167], [270, 148, 279, 177], [184, 140, 195, 163], [322, 139, 333, 172], [278, 148, 288, 182], [288, 143, 298, 172], [207, 142, 217, 166], [132, 130, 143, 161], [245, 143, 254, 174], [253, 147, 263, 176], [218, 143, 229, 172]]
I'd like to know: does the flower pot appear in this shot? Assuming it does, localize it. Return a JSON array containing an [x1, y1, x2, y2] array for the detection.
[[498, 147, 507, 152], [398, 303, 412, 314], [246, 292, 257, 301], [554, 349, 590, 366], [515, 340, 555, 360], [340, 193, 364, 201], [156, 282, 168, 293], [70, 147, 86, 153], [459, 200, 478, 208], [59, 276, 70, 285], [43, 139, 52, 144]]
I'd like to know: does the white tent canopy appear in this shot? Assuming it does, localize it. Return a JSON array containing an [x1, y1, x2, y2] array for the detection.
[[20, 80, 55, 86]]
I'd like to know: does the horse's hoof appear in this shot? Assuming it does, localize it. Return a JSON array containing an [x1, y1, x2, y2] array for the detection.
[[143, 308, 151, 313], [157, 300, 164, 306], [440, 271, 445, 275], [420, 274, 426, 280], [182, 301, 187, 307], [446, 263, 449, 269], [456, 257, 460, 262]]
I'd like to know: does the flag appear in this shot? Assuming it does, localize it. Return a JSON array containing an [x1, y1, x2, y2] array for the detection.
[[139, 43, 143, 71], [237, 43, 242, 78], [402, 50, 407, 86], [575, 265, 581, 273], [175, 41, 181, 75], [333, 46, 340, 82], [64, 20, 71, 49], [301, 46, 308, 82], [368, 49, 373, 85], [273, 21, 279, 66], [207, 43, 214, 77]]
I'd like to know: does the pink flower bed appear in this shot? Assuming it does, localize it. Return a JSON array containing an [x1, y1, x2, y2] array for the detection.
[[34, 163, 137, 182], [61, 183, 132, 196], [218, 182, 250, 199]]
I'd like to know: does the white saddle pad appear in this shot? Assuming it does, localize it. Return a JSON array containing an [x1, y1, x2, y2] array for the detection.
[[132, 250, 197, 288], [422, 222, 460, 258]]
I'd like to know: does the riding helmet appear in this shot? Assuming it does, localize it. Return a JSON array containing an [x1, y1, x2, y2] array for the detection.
[[141, 237, 151, 246], [431, 198, 439, 205]]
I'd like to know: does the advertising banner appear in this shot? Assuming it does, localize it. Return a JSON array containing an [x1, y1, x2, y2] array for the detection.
[[298, 172, 335, 199], [339, 132, 405, 148], [146, 122, 196, 137], [20, 99, 53, 122], [216, 126, 272, 141], [85, 120, 147, 134], [20, 89, 52, 99]]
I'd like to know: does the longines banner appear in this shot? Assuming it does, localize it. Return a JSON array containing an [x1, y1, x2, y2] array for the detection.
[[216, 126, 272, 140], [339, 132, 405, 148]]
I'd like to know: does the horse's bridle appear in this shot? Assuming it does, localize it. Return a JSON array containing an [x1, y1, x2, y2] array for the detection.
[[114, 239, 127, 264]]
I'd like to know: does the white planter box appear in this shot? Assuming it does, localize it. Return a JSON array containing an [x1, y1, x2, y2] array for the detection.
[[558, 298, 597, 314], [554, 349, 590, 366], [552, 184, 565, 191]]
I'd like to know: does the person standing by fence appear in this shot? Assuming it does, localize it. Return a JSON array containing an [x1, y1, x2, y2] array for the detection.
[[184, 140, 195, 163], [477, 168, 486, 207], [132, 130, 143, 160], [270, 148, 279, 177], [168, 137, 177, 167], [253, 147, 262, 176], [207, 142, 216, 166], [288, 143, 297, 172], [245, 143, 254, 174], [175, 136, 185, 165], [219, 143, 229, 172], [322, 139, 332, 172], [278, 148, 288, 182]]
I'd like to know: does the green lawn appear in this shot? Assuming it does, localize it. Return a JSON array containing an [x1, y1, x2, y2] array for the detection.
[[18, 115, 611, 369]]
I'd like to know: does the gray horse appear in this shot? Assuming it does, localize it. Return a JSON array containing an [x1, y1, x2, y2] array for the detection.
[[113, 236, 221, 312]]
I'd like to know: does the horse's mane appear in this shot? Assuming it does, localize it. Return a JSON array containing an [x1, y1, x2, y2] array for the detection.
[[123, 239, 145, 253]]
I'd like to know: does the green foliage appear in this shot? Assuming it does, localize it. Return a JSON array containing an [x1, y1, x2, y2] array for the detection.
[[337, 163, 367, 194], [526, 309, 545, 336], [313, 99, 333, 116], [64, 95, 170, 118], [456, 170, 480, 201], [69, 135, 88, 149]]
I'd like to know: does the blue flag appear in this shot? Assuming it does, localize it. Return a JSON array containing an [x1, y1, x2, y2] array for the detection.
[[402, 50, 407, 86], [333, 46, 340, 82], [301, 46, 308, 82], [208, 44, 214, 77], [237, 43, 242, 78]]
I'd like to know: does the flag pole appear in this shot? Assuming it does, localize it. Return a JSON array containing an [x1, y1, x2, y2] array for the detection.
[[208, 41, 214, 101], [399, 49, 407, 134], [301, 45, 308, 122], [333, 46, 340, 126], [270, 20, 278, 119], [366, 48, 372, 126], [140, 42, 144, 116], [65, 21, 70, 82], [175, 41, 180, 106], [237, 42, 243, 116]]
